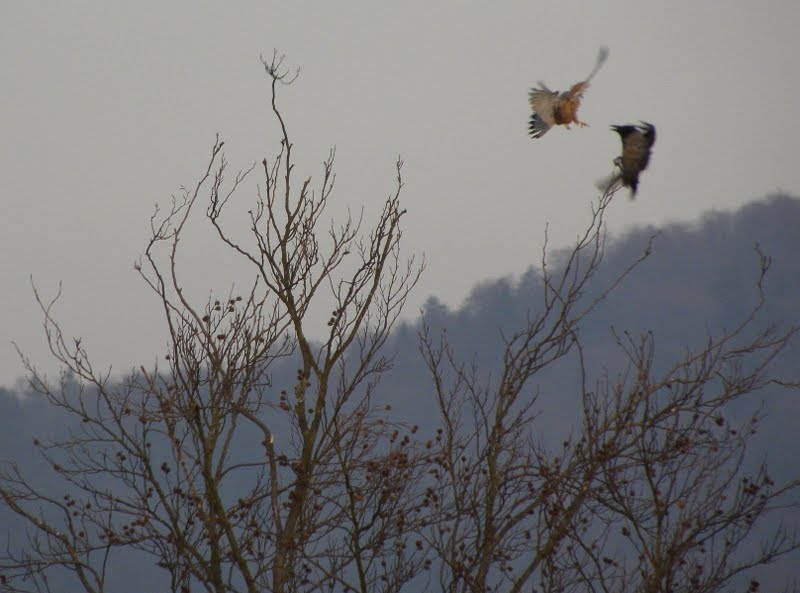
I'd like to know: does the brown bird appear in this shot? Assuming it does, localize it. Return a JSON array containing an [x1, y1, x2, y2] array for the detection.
[[610, 122, 656, 197], [528, 47, 609, 139]]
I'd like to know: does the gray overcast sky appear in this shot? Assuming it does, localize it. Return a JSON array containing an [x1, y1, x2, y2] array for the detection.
[[3, 2, 800, 385]]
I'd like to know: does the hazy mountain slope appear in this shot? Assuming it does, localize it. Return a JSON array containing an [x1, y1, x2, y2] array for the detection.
[[380, 194, 800, 492]]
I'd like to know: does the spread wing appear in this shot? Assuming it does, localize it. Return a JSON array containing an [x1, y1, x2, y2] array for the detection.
[[528, 86, 559, 139]]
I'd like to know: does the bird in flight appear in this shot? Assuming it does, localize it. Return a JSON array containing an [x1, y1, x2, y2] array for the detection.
[[610, 122, 656, 197], [528, 47, 609, 139]]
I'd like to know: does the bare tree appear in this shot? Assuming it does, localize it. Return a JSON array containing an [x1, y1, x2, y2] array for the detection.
[[0, 53, 423, 593], [567, 257, 800, 593], [419, 192, 800, 593]]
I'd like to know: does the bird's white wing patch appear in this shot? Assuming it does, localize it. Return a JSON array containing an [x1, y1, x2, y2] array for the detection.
[[528, 87, 558, 129]]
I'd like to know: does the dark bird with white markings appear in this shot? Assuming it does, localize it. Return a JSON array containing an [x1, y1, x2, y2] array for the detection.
[[610, 122, 656, 197]]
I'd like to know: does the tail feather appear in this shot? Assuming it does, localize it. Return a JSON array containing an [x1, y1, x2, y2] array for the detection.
[[596, 171, 622, 195], [597, 159, 637, 199]]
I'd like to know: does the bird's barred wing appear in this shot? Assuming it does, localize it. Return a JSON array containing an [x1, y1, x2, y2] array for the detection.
[[528, 87, 559, 139]]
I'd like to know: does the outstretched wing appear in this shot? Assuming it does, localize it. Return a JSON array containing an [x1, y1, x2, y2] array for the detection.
[[584, 46, 609, 83], [528, 86, 559, 139]]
